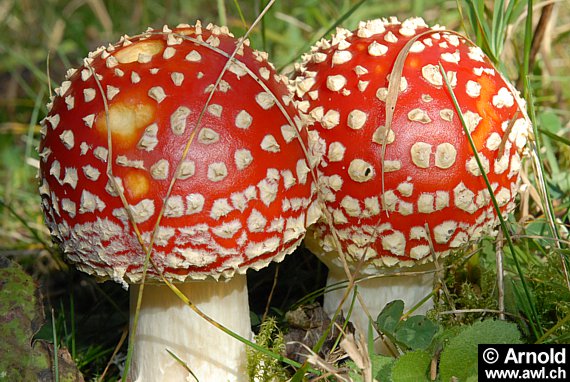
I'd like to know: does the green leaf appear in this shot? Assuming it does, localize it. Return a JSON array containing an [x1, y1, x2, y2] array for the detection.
[[372, 353, 394, 381], [394, 316, 439, 350], [391, 350, 431, 382], [525, 220, 558, 247], [348, 353, 394, 382], [539, 111, 563, 134], [376, 357, 394, 382], [439, 320, 522, 382], [376, 300, 404, 334]]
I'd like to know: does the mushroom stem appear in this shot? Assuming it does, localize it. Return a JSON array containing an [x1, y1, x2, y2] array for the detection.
[[323, 264, 435, 353], [129, 274, 252, 381]]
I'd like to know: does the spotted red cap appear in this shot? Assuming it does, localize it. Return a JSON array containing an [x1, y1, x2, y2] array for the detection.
[[296, 17, 530, 271], [39, 22, 320, 285]]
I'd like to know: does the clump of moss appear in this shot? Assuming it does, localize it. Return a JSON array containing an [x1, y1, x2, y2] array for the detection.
[[247, 316, 289, 382], [525, 254, 570, 342], [431, 235, 570, 345], [431, 247, 503, 327]]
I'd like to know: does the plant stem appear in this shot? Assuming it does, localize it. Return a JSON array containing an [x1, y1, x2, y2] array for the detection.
[[51, 308, 59, 382]]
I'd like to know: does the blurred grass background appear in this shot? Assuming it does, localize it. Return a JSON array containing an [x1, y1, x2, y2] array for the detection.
[[1, 0, 569, 380]]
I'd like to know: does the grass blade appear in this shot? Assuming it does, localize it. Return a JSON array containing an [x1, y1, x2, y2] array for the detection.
[[521, 0, 534, 99], [51, 308, 59, 382], [539, 128, 570, 146], [536, 312, 570, 344], [278, 0, 368, 71], [160, 276, 305, 370], [490, 0, 505, 56], [468, 0, 497, 62], [232, 0, 248, 30], [217, 0, 227, 27], [0, 198, 59, 261], [438, 62, 543, 338], [524, 78, 570, 289], [165, 349, 200, 382]]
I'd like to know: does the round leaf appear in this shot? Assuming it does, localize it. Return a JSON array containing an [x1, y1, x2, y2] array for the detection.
[[376, 299, 404, 334], [439, 320, 522, 382], [395, 315, 439, 350]]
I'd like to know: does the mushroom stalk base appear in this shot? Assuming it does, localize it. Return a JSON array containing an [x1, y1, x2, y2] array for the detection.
[[324, 265, 435, 354], [129, 274, 252, 382]]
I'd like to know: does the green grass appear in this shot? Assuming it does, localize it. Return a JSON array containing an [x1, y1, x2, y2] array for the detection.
[[1, 0, 569, 380]]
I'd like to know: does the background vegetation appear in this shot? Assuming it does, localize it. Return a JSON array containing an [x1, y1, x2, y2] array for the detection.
[[0, 0, 569, 380]]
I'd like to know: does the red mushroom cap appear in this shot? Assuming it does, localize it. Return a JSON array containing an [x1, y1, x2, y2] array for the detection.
[[296, 17, 530, 271], [39, 22, 319, 285]]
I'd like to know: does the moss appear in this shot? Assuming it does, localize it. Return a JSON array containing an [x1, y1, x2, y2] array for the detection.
[[247, 316, 289, 382], [0, 258, 83, 381]]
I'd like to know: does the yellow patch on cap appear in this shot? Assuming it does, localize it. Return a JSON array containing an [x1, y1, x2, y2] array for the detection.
[[123, 170, 150, 200], [114, 40, 164, 64], [95, 100, 156, 149]]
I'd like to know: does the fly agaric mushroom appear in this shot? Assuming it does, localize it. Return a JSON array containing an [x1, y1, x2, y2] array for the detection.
[[39, 22, 319, 381], [295, 17, 530, 347]]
